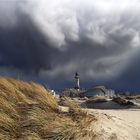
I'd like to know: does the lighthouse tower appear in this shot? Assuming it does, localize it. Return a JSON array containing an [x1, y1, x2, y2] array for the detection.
[[74, 72, 80, 91]]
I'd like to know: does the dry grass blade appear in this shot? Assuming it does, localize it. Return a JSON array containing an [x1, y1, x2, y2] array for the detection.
[[0, 112, 16, 135], [22, 131, 42, 140]]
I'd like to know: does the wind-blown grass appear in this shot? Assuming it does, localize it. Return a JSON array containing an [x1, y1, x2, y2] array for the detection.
[[0, 77, 97, 140]]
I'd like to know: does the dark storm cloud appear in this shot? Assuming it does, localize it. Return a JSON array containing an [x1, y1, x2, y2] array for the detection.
[[0, 11, 59, 74], [111, 49, 140, 91], [0, 0, 140, 91]]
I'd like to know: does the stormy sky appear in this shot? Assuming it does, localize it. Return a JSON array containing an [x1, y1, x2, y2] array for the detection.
[[0, 0, 140, 92]]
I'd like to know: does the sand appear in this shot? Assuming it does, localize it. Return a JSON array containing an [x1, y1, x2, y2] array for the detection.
[[88, 109, 140, 140], [59, 103, 140, 140]]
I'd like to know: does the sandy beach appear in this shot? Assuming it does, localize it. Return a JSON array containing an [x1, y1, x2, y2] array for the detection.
[[88, 109, 140, 140], [59, 104, 140, 140]]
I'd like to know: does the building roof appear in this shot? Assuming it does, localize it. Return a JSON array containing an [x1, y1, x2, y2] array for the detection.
[[80, 86, 107, 97], [93, 86, 107, 95]]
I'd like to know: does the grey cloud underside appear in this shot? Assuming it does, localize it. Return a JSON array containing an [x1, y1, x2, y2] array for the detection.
[[0, 0, 140, 91], [0, 12, 57, 74]]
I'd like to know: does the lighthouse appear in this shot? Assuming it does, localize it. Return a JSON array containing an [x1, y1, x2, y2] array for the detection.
[[74, 72, 80, 91]]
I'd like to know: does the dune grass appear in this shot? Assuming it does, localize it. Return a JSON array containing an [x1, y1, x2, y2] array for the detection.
[[0, 77, 97, 140]]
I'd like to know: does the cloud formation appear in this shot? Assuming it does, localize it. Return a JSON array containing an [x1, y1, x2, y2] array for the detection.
[[0, 0, 140, 91]]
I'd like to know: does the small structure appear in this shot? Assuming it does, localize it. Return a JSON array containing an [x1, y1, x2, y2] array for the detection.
[[63, 88, 82, 97], [74, 72, 80, 91], [49, 89, 56, 97], [62, 72, 83, 97], [106, 89, 115, 97], [80, 86, 107, 97]]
